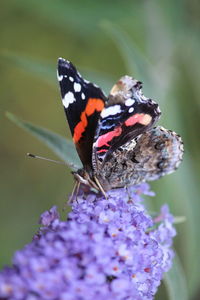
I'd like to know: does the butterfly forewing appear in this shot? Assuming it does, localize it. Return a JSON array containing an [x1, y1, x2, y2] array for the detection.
[[92, 76, 161, 168], [57, 58, 107, 169]]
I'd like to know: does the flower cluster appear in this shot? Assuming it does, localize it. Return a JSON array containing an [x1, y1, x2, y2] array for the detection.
[[0, 184, 176, 300]]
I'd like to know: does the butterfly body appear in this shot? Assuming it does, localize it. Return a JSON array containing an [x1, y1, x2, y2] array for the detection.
[[57, 58, 183, 193]]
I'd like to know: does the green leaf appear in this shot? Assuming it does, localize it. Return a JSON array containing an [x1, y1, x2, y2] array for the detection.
[[8, 0, 136, 34], [164, 253, 189, 300], [176, 157, 200, 295], [2, 51, 56, 86], [101, 21, 153, 85], [6, 112, 82, 170]]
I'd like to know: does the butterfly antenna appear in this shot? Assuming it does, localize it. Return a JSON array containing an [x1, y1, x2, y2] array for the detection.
[[27, 153, 69, 166]]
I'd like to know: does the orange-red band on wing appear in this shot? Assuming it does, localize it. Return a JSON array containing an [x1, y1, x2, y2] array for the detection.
[[125, 113, 152, 126], [96, 113, 153, 152], [96, 126, 122, 149], [73, 98, 105, 143]]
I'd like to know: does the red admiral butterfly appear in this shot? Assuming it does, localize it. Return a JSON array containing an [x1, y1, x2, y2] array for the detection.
[[57, 58, 183, 193]]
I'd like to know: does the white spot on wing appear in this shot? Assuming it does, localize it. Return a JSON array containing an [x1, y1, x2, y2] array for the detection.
[[157, 106, 161, 113], [101, 105, 121, 118], [57, 70, 63, 82], [74, 82, 81, 92], [125, 98, 135, 106], [69, 76, 74, 82], [62, 92, 75, 108], [93, 83, 99, 88], [128, 107, 134, 113], [81, 92, 85, 100]]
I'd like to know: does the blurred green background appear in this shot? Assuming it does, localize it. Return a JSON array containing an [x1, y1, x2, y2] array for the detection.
[[1, 0, 200, 299]]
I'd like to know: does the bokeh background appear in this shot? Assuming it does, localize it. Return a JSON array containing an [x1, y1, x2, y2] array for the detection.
[[1, 0, 200, 299]]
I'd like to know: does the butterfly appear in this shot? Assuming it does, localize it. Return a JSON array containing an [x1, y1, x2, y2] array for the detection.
[[57, 58, 183, 195]]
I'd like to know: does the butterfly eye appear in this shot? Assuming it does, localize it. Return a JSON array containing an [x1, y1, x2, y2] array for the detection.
[[157, 159, 168, 170]]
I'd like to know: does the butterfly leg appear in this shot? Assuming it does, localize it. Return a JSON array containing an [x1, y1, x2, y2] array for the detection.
[[93, 176, 107, 199], [125, 185, 134, 203], [74, 180, 81, 201], [67, 180, 80, 204]]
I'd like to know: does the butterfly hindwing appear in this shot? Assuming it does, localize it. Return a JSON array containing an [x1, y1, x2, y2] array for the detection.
[[93, 126, 184, 190], [57, 58, 107, 169], [131, 126, 184, 182]]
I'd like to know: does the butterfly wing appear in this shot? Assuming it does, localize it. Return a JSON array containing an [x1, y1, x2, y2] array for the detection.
[[94, 126, 184, 190], [131, 126, 184, 182], [57, 58, 107, 169], [92, 76, 161, 170]]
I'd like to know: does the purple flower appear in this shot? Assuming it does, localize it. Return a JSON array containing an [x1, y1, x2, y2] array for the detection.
[[0, 183, 176, 300]]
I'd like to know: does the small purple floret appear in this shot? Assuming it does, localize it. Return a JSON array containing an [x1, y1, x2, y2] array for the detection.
[[0, 184, 176, 300]]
